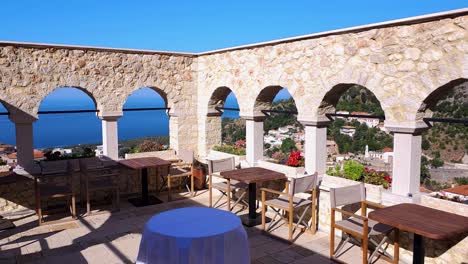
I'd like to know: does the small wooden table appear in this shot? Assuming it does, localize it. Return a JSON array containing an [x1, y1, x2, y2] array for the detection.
[[119, 157, 171, 207], [221, 167, 286, 227], [368, 203, 468, 264]]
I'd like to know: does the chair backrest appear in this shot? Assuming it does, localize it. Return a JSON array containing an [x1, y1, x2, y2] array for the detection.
[[79, 157, 104, 171], [207, 157, 236, 175], [39, 160, 69, 175], [177, 149, 194, 164], [330, 183, 365, 208], [290, 172, 318, 195]]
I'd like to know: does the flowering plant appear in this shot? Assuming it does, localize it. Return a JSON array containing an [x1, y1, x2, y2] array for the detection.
[[363, 167, 392, 189], [235, 139, 246, 149], [285, 151, 305, 167]]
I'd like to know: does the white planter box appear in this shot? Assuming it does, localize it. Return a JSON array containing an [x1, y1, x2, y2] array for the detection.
[[320, 175, 383, 203], [207, 150, 245, 166], [257, 160, 305, 177]]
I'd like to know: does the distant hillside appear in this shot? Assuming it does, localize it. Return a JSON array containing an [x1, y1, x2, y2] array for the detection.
[[221, 117, 246, 144], [263, 98, 302, 133], [331, 85, 392, 153], [336, 85, 385, 116], [422, 82, 468, 163]]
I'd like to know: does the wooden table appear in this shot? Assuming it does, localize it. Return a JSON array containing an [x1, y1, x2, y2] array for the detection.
[[119, 157, 171, 207], [221, 167, 286, 227], [368, 203, 468, 264]]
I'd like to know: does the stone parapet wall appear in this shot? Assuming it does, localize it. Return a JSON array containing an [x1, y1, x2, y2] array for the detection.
[[197, 15, 467, 123]]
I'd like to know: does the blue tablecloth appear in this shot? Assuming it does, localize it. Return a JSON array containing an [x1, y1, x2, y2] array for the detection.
[[137, 207, 250, 264]]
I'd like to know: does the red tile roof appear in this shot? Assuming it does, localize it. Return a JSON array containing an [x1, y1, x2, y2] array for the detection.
[[443, 185, 468, 196], [383, 147, 393, 153], [351, 111, 371, 116]]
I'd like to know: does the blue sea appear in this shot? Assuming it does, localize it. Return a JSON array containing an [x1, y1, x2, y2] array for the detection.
[[0, 88, 292, 149], [0, 88, 241, 149]]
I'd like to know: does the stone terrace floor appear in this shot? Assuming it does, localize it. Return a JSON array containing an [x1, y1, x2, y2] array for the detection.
[[0, 190, 387, 264]]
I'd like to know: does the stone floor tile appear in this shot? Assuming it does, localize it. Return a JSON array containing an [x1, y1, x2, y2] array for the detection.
[[270, 248, 305, 263], [1, 191, 336, 263], [256, 255, 287, 264], [292, 253, 336, 264]]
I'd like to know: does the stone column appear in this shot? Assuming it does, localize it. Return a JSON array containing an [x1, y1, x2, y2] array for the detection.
[[199, 112, 222, 157], [9, 113, 37, 168], [242, 115, 265, 166], [168, 112, 179, 152], [300, 120, 330, 175], [99, 112, 122, 160], [385, 122, 428, 201]]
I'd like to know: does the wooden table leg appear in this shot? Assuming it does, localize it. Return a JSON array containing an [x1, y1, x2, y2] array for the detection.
[[141, 168, 149, 205], [413, 234, 425, 264], [245, 182, 257, 226]]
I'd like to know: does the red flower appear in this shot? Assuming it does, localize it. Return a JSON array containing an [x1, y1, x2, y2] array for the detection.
[[285, 151, 304, 167]]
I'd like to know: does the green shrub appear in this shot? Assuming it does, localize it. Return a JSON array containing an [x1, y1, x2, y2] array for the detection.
[[430, 158, 444, 168], [454, 177, 468, 186], [213, 145, 246, 156], [343, 160, 364, 181]]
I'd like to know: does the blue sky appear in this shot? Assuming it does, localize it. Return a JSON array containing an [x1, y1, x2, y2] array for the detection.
[[1, 1, 466, 52]]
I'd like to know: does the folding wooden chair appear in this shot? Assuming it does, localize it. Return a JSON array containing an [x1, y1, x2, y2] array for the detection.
[[35, 160, 76, 225], [261, 173, 318, 241], [79, 157, 120, 214], [330, 183, 399, 264], [166, 149, 194, 201], [208, 157, 248, 211]]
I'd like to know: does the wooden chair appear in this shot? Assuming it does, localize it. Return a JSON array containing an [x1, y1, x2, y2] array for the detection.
[[166, 149, 194, 201], [208, 157, 248, 211], [35, 160, 76, 226], [330, 183, 399, 264], [79, 157, 120, 215], [261, 173, 318, 241]]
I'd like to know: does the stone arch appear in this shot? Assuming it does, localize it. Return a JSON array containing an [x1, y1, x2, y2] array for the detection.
[[198, 86, 242, 156], [34, 86, 100, 115], [120, 86, 169, 112], [253, 85, 299, 116], [416, 78, 468, 120], [316, 83, 386, 119], [207, 86, 238, 116]]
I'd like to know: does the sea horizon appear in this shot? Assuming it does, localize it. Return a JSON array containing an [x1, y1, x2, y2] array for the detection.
[[0, 88, 245, 149]]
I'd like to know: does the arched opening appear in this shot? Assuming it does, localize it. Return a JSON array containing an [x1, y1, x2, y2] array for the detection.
[[261, 88, 303, 166], [118, 87, 169, 158], [0, 102, 16, 167], [35, 87, 100, 159], [204, 87, 245, 157], [418, 79, 468, 196], [321, 84, 392, 186]]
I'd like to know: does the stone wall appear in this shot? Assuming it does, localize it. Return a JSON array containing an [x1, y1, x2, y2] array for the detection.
[[0, 45, 199, 152], [196, 15, 467, 155]]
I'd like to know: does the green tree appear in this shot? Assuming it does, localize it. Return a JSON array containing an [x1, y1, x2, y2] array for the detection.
[[420, 156, 430, 183], [430, 158, 444, 168], [280, 138, 297, 153]]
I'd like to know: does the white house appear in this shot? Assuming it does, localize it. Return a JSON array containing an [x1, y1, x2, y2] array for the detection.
[[52, 148, 73, 155], [336, 111, 349, 119], [350, 112, 380, 127], [339, 126, 356, 137], [95, 145, 104, 156]]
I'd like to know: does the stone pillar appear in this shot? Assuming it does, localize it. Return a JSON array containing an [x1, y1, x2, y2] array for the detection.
[[199, 112, 222, 157], [169, 112, 179, 152], [9, 113, 37, 168], [300, 120, 330, 175], [385, 122, 428, 201], [99, 112, 122, 160], [242, 115, 265, 166]]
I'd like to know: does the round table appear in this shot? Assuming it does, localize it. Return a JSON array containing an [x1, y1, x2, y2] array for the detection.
[[136, 207, 250, 264]]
